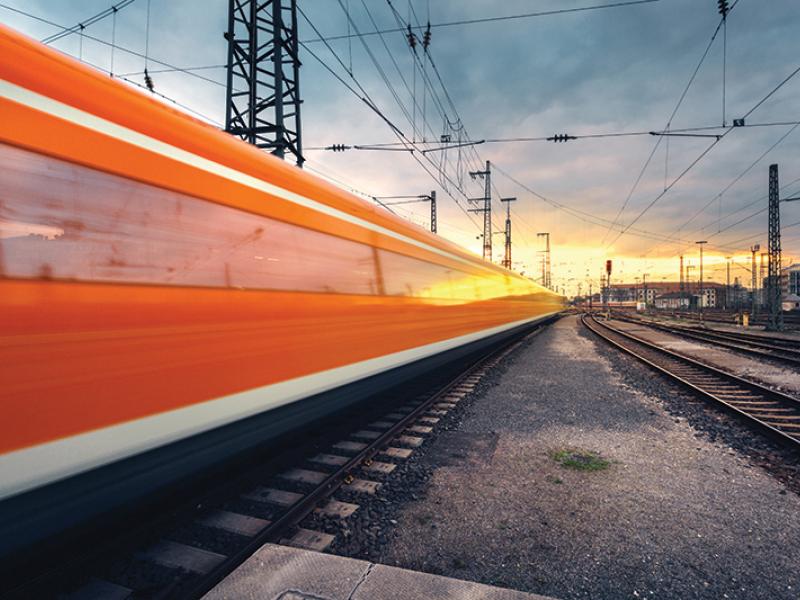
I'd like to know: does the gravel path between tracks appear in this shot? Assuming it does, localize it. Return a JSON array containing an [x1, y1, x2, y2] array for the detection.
[[606, 318, 800, 394], [360, 315, 800, 600]]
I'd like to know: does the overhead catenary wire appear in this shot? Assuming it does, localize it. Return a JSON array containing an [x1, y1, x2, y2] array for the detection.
[[389, 1, 508, 236], [299, 4, 483, 232], [645, 122, 800, 257], [304, 121, 800, 150], [601, 4, 735, 245], [491, 163, 705, 247], [338, 1, 498, 233], [40, 0, 135, 45], [605, 54, 800, 250], [0, 3, 235, 91], [301, 0, 661, 44]]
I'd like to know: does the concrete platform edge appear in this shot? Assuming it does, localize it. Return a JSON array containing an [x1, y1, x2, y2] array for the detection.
[[202, 543, 558, 600]]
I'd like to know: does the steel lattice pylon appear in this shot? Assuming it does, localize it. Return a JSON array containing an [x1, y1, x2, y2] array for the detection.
[[225, 0, 303, 166], [767, 164, 783, 330]]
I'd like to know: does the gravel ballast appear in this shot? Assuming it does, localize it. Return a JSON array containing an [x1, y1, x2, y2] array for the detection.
[[360, 315, 800, 600]]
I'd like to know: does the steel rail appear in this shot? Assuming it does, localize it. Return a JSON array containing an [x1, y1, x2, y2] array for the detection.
[[612, 313, 800, 366], [582, 314, 800, 450], [7, 316, 558, 600], [178, 323, 546, 599]]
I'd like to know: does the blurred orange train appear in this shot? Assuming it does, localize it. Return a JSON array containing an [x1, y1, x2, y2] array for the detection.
[[0, 24, 562, 556]]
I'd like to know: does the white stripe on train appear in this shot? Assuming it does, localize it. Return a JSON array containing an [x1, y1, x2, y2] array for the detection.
[[0, 312, 557, 500]]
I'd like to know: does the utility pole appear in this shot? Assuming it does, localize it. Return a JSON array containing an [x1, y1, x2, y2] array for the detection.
[[759, 252, 767, 310], [225, 0, 303, 166], [679, 255, 685, 307], [500, 197, 516, 269], [642, 272, 649, 307], [686, 265, 696, 307], [537, 232, 551, 289], [750, 244, 760, 318], [696, 241, 707, 322], [468, 161, 492, 261], [377, 192, 438, 233], [725, 257, 731, 310]]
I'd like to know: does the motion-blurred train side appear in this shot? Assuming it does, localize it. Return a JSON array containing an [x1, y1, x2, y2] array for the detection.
[[0, 24, 563, 558]]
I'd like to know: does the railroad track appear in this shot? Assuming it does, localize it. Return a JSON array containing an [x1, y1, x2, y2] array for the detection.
[[7, 324, 548, 599], [610, 313, 800, 367], [582, 314, 800, 450]]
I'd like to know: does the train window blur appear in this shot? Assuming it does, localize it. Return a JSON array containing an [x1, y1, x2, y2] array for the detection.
[[0, 143, 535, 300]]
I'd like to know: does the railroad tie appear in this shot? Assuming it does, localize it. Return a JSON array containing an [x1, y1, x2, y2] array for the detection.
[[197, 510, 270, 537], [352, 429, 383, 440], [280, 528, 335, 552], [381, 447, 413, 459], [65, 578, 132, 600], [363, 460, 396, 474], [278, 468, 328, 485], [397, 435, 425, 448], [309, 453, 349, 467], [242, 487, 302, 507], [407, 425, 433, 434], [333, 440, 368, 452], [750, 413, 800, 421], [346, 479, 382, 494], [315, 499, 360, 518], [139, 540, 225, 574]]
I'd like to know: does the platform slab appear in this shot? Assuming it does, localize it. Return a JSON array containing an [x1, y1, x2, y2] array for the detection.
[[202, 544, 557, 600]]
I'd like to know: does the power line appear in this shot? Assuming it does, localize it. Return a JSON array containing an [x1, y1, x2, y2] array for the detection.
[[115, 75, 223, 126], [601, 4, 738, 245], [304, 121, 800, 150], [491, 162, 702, 246], [647, 122, 800, 256], [302, 0, 661, 43], [44, 48, 224, 126], [0, 3, 233, 90], [300, 5, 483, 232], [606, 54, 800, 249], [116, 65, 226, 77], [40, 0, 135, 44]]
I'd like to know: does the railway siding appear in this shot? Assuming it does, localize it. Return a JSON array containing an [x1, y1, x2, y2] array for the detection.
[[607, 318, 800, 395]]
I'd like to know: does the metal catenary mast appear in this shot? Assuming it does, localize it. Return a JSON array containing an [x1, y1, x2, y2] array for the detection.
[[224, 0, 304, 166]]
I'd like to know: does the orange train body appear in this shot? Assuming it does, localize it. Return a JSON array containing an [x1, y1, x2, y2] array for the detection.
[[0, 22, 563, 512]]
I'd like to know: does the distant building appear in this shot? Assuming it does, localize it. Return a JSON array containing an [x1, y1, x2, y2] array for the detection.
[[784, 264, 800, 295], [609, 281, 725, 308], [654, 292, 690, 310], [783, 293, 800, 312]]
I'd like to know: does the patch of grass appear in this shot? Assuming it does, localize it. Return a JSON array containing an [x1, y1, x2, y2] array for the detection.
[[550, 448, 610, 472], [546, 475, 564, 484], [451, 557, 467, 569]]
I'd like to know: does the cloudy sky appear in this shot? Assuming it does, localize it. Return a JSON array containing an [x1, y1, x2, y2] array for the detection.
[[3, 0, 799, 294]]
